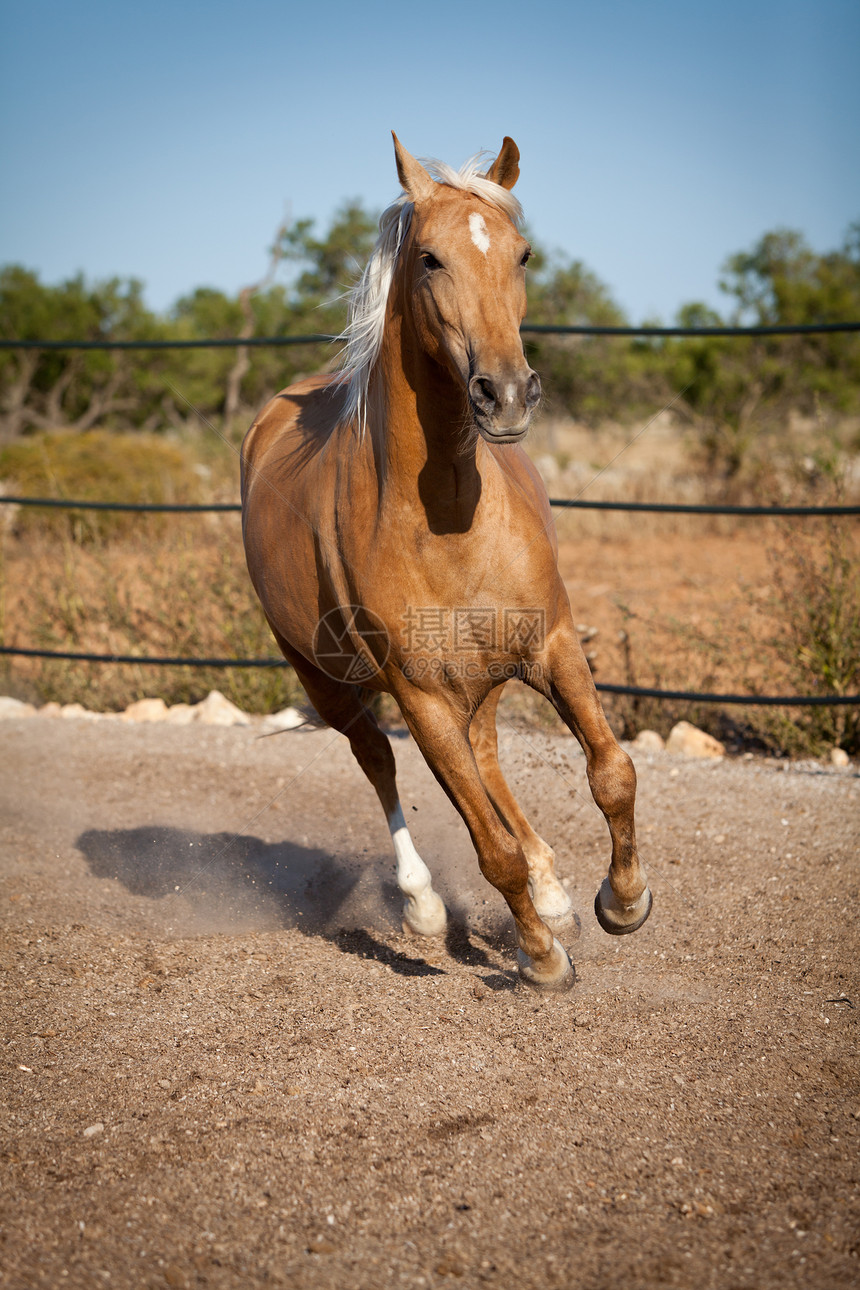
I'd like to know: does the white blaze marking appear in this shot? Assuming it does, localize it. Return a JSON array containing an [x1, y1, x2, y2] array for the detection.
[[469, 212, 490, 255]]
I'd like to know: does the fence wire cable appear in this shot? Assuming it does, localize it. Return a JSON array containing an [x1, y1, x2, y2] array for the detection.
[[2, 495, 857, 516], [1, 320, 859, 349], [1, 644, 856, 706]]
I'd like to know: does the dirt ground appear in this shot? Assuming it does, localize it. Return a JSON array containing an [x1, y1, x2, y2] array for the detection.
[[1, 710, 858, 1290]]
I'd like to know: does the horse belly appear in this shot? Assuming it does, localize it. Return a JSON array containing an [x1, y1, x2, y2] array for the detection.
[[242, 473, 332, 660]]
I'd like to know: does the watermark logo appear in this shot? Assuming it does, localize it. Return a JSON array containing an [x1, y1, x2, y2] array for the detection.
[[312, 605, 391, 682], [402, 606, 544, 655], [401, 606, 545, 681], [311, 604, 546, 684]]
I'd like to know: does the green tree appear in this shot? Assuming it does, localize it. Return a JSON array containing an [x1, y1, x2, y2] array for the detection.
[[719, 224, 860, 416], [522, 244, 665, 424], [278, 201, 378, 324], [0, 267, 161, 440], [216, 202, 380, 428], [664, 224, 860, 486]]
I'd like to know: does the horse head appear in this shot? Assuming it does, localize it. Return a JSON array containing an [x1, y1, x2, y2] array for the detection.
[[392, 134, 542, 444]]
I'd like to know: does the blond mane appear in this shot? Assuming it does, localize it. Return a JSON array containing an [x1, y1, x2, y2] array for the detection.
[[335, 151, 524, 432]]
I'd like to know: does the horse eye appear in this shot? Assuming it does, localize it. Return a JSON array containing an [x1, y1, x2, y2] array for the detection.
[[520, 248, 532, 267], [421, 252, 442, 272]]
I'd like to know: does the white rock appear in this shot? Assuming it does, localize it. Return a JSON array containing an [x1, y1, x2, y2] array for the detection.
[[0, 696, 36, 719], [122, 697, 169, 723], [264, 706, 306, 731], [60, 703, 94, 720], [830, 747, 850, 768], [666, 721, 725, 759], [82, 1122, 105, 1138], [165, 703, 196, 725], [193, 690, 250, 726], [39, 701, 62, 717], [633, 729, 665, 753]]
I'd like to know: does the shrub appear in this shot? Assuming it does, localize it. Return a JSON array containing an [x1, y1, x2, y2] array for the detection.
[[0, 430, 202, 542], [751, 517, 860, 755]]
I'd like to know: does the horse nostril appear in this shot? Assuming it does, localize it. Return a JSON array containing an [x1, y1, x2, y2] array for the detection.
[[469, 375, 498, 413], [525, 372, 542, 409]]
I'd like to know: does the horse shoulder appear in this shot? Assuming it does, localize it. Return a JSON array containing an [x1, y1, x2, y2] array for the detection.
[[486, 444, 558, 552], [506, 447, 554, 514]]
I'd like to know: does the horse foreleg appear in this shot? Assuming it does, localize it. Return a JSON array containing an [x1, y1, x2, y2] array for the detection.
[[395, 687, 574, 992], [538, 623, 652, 936], [469, 686, 575, 928], [275, 644, 446, 937]]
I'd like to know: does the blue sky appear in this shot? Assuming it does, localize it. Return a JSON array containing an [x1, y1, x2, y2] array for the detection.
[[1, 0, 858, 325]]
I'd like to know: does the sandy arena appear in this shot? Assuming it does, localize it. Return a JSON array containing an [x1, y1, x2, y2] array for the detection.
[[1, 710, 858, 1289]]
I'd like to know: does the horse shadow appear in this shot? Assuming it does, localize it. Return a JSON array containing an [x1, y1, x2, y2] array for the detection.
[[74, 825, 517, 980]]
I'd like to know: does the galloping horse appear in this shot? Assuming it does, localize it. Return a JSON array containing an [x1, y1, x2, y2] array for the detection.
[[241, 135, 651, 991]]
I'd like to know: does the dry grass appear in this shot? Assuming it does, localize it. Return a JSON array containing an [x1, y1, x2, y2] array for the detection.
[[0, 521, 302, 714]]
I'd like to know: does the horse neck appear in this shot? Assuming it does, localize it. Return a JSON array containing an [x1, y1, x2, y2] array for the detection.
[[370, 304, 484, 533]]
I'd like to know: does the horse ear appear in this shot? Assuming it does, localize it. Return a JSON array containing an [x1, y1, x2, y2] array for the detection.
[[392, 133, 436, 202], [485, 137, 520, 190]]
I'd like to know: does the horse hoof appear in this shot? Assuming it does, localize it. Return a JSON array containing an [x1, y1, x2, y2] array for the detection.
[[594, 878, 653, 936], [402, 891, 447, 938], [517, 937, 576, 993]]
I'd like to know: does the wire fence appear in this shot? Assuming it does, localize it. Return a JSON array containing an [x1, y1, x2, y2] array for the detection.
[[0, 639, 856, 707], [1, 320, 858, 707], [1, 320, 859, 350], [1, 496, 857, 517]]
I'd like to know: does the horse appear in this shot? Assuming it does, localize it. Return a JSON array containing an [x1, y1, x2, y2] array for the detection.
[[241, 134, 652, 991]]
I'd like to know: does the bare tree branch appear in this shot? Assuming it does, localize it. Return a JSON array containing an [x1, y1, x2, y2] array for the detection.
[[0, 349, 40, 441], [71, 362, 137, 431], [224, 207, 291, 424]]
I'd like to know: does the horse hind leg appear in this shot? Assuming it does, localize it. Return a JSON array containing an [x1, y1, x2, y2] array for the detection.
[[277, 643, 447, 937], [469, 687, 576, 930]]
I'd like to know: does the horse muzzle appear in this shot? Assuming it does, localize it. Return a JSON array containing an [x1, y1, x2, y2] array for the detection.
[[468, 369, 541, 443]]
